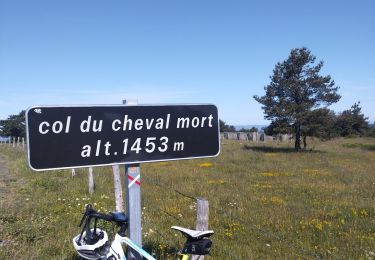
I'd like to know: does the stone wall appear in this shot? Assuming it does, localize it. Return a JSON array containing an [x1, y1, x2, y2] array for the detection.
[[220, 132, 293, 142]]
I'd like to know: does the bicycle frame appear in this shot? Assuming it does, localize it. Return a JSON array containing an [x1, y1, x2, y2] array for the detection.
[[109, 233, 156, 260]]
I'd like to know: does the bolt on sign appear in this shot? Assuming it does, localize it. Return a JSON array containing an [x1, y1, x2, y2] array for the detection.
[[26, 104, 220, 171]]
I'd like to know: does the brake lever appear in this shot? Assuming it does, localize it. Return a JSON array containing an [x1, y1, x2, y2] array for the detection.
[[78, 204, 92, 227], [78, 212, 87, 227]]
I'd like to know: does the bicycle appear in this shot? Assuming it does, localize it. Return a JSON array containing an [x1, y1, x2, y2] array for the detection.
[[73, 204, 155, 259], [73, 204, 214, 260]]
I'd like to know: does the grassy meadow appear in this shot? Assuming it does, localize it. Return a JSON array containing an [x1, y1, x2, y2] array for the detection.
[[0, 137, 374, 259]]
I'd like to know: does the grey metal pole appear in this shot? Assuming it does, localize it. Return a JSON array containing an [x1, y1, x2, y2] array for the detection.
[[123, 99, 142, 260]]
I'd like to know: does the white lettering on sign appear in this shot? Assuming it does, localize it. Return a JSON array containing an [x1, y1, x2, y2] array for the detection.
[[177, 114, 213, 128], [116, 114, 171, 131], [39, 122, 50, 134], [112, 119, 121, 131], [80, 136, 175, 158], [80, 116, 103, 133], [38, 116, 71, 134], [52, 121, 63, 133], [80, 141, 111, 158]]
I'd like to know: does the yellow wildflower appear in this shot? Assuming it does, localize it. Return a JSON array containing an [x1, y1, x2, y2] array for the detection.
[[253, 183, 272, 188], [260, 172, 275, 177], [157, 162, 169, 166], [198, 162, 213, 167], [315, 222, 323, 231], [360, 209, 368, 217], [224, 231, 233, 237], [260, 172, 293, 177], [270, 196, 285, 205], [208, 180, 226, 185]]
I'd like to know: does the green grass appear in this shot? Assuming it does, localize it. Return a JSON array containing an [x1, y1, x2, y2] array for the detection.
[[342, 142, 375, 151], [0, 137, 374, 259]]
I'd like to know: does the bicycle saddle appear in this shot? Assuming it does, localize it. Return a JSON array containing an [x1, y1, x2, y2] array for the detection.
[[171, 226, 214, 239]]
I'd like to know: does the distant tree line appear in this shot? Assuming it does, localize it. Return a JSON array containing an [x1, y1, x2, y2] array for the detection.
[[263, 102, 371, 145], [0, 110, 26, 138], [219, 119, 236, 132], [220, 101, 372, 141], [239, 126, 258, 133]]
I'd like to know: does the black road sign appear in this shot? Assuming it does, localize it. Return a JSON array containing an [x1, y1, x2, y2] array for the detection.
[[26, 104, 220, 171]]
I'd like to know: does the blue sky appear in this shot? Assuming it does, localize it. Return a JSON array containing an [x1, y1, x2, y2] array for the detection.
[[1, 0, 374, 125]]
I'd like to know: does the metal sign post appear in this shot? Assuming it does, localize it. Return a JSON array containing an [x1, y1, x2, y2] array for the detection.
[[125, 164, 142, 259], [123, 99, 142, 259]]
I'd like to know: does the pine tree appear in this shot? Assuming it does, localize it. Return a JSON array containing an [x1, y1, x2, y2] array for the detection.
[[335, 102, 369, 136], [254, 48, 340, 150]]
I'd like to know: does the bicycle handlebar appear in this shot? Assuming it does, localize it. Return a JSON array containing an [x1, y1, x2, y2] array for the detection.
[[77, 204, 128, 245], [79, 204, 115, 227]]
